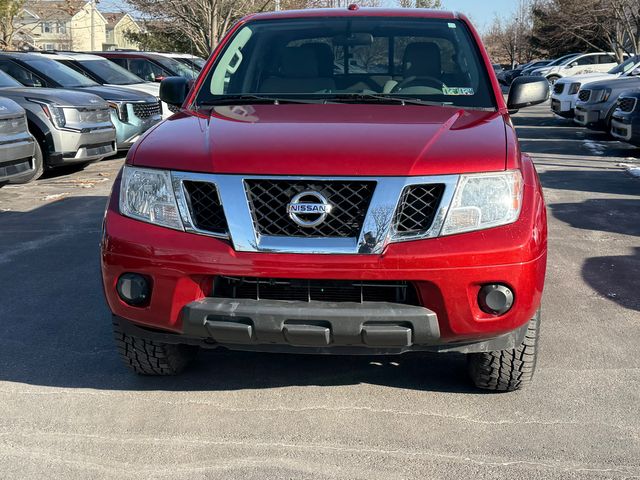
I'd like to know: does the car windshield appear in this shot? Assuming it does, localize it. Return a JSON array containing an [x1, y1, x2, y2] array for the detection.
[[77, 59, 144, 85], [24, 58, 98, 87], [196, 17, 496, 109], [546, 54, 579, 67], [0, 69, 23, 88], [609, 55, 640, 75], [154, 56, 198, 79]]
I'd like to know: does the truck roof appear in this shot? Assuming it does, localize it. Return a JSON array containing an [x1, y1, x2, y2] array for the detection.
[[246, 7, 462, 22]]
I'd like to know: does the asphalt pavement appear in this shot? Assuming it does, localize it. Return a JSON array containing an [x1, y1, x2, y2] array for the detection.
[[0, 102, 638, 479]]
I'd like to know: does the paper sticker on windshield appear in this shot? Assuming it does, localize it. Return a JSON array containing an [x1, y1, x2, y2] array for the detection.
[[442, 87, 475, 96], [448, 23, 457, 29]]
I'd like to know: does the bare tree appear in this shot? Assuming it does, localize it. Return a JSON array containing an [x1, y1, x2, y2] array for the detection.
[[397, 0, 442, 8], [0, 0, 23, 49]]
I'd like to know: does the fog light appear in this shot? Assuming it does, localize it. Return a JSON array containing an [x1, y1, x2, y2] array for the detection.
[[478, 284, 513, 315], [116, 273, 151, 306]]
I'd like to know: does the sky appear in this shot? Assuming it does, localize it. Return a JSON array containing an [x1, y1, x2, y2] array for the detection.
[[97, 0, 518, 33], [440, 0, 518, 31]]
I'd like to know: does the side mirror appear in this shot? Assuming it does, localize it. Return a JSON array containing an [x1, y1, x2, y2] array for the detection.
[[507, 76, 549, 112], [160, 76, 189, 107], [568, 62, 578, 68]]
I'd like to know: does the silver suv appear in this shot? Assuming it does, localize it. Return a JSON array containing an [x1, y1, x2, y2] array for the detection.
[[0, 52, 161, 151], [0, 97, 35, 185], [0, 69, 116, 182]]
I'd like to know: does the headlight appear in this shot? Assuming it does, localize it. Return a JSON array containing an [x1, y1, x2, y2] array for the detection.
[[108, 101, 129, 122], [441, 171, 523, 236], [569, 83, 581, 95], [119, 165, 183, 230], [28, 98, 66, 128], [592, 88, 612, 103]]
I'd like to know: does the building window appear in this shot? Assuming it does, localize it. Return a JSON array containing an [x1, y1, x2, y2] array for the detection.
[[42, 22, 52, 33], [44, 43, 54, 50], [57, 22, 66, 34]]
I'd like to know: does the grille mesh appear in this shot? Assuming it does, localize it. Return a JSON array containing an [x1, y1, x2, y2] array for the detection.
[[553, 83, 565, 95], [393, 184, 445, 235], [183, 181, 228, 234], [132, 101, 162, 119], [245, 180, 376, 238], [578, 90, 591, 102], [213, 277, 419, 305], [619, 97, 637, 113]]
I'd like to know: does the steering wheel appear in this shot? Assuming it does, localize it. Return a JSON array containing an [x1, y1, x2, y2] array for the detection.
[[392, 76, 447, 93]]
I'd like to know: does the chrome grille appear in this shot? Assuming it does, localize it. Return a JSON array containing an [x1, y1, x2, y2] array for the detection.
[[132, 101, 161, 119], [553, 83, 565, 95], [183, 181, 228, 234], [245, 180, 376, 238], [578, 90, 591, 102], [393, 184, 445, 235], [618, 97, 637, 113]]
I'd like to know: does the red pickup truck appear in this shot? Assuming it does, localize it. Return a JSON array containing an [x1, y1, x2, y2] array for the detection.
[[101, 7, 549, 391]]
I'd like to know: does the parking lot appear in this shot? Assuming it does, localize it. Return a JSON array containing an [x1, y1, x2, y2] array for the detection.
[[0, 101, 638, 478]]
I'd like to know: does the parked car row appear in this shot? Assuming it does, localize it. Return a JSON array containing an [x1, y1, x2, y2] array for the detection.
[[498, 52, 628, 87], [0, 50, 206, 186], [548, 54, 640, 147]]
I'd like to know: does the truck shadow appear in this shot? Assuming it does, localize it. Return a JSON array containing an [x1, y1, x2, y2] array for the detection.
[[0, 196, 478, 394]]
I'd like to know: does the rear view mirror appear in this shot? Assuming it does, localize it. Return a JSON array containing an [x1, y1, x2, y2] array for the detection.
[[507, 76, 549, 111], [333, 33, 373, 46], [160, 76, 189, 107]]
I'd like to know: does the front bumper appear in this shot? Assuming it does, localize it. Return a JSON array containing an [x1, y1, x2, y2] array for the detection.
[[550, 95, 576, 117], [49, 126, 117, 166], [611, 114, 640, 146], [102, 168, 547, 351], [113, 112, 162, 150], [0, 136, 35, 182]]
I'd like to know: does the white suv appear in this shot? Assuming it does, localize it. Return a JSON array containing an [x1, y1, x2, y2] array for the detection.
[[551, 55, 640, 118], [531, 52, 625, 84]]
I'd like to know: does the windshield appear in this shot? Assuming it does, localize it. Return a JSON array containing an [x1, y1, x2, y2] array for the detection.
[[0, 69, 22, 88], [196, 17, 496, 109], [24, 58, 97, 87], [609, 55, 640, 75], [77, 59, 144, 85], [154, 56, 198, 79], [552, 54, 580, 67]]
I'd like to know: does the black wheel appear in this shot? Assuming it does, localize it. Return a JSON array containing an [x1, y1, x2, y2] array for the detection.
[[467, 310, 540, 392], [547, 75, 560, 85], [9, 141, 43, 184], [113, 320, 198, 375]]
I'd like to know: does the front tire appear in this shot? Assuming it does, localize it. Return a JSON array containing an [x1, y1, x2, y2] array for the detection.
[[546, 75, 561, 85], [467, 311, 540, 392], [113, 320, 198, 375]]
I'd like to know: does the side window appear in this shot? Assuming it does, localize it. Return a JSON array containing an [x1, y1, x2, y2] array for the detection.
[[0, 61, 45, 87], [597, 54, 616, 64], [575, 55, 596, 66], [128, 59, 168, 82]]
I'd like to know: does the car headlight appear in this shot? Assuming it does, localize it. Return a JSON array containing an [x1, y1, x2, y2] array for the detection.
[[569, 83, 581, 95], [591, 88, 612, 103], [119, 165, 183, 230], [441, 171, 523, 236], [28, 98, 66, 129], [108, 101, 129, 122]]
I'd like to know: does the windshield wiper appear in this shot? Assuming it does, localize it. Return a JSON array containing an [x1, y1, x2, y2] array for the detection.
[[326, 93, 450, 107], [198, 95, 328, 106]]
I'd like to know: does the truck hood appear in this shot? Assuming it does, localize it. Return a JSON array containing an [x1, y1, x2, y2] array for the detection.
[[131, 104, 507, 176], [584, 77, 640, 91], [76, 85, 158, 103], [0, 86, 109, 108], [558, 73, 616, 84], [105, 82, 160, 98], [0, 96, 24, 119]]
